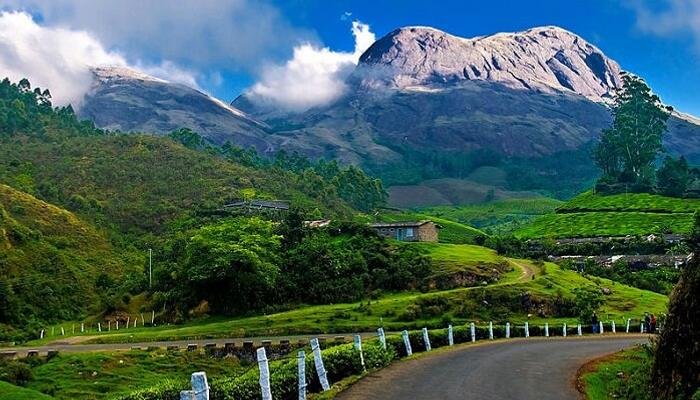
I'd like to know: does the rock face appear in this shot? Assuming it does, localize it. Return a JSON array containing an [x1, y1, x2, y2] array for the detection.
[[233, 26, 700, 189], [79, 66, 274, 151], [355, 26, 622, 103]]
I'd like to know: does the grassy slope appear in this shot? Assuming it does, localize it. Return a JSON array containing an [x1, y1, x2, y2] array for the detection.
[[30, 243, 665, 345], [0, 381, 52, 400], [516, 192, 699, 238], [421, 197, 562, 234], [23, 350, 246, 400], [581, 347, 649, 400], [0, 184, 133, 323], [376, 210, 487, 243]]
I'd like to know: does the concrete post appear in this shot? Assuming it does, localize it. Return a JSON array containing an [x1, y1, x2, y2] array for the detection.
[[151, 311, 155, 326], [40, 330, 44, 339], [641, 323, 645, 333], [488, 322, 494, 340], [505, 322, 510, 339], [81, 323, 84, 333], [297, 351, 306, 400], [577, 324, 582, 336], [134, 317, 137, 328], [354, 334, 365, 370], [612, 321, 616, 333], [525, 322, 529, 338], [310, 338, 330, 391], [401, 330, 412, 356], [422, 328, 431, 351], [599, 321, 604, 334], [257, 348, 272, 400], [126, 317, 130, 329], [98, 323, 102, 332], [544, 323, 549, 337], [626, 318, 631, 333], [116, 321, 119, 330], [470, 323, 476, 342], [448, 325, 454, 346], [108, 321, 111, 332], [61, 327, 65, 336], [563, 323, 567, 337], [377, 327, 386, 350], [191, 372, 209, 400]]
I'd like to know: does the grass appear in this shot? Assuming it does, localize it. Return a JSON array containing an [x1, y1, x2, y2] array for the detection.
[[421, 197, 562, 234], [516, 192, 698, 238], [376, 210, 488, 243], [0, 381, 52, 400], [580, 347, 650, 400], [22, 349, 247, 400], [515, 212, 694, 238], [26, 244, 666, 346]]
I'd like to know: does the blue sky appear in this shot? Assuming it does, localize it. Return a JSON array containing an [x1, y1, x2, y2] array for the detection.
[[1, 0, 699, 115]]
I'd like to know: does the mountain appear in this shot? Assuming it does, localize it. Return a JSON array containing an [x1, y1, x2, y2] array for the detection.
[[232, 25, 700, 201], [79, 66, 275, 152]]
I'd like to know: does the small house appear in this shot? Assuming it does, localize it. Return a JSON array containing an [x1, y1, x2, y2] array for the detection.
[[370, 220, 440, 242]]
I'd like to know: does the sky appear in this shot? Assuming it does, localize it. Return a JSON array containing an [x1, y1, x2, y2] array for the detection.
[[0, 0, 699, 115]]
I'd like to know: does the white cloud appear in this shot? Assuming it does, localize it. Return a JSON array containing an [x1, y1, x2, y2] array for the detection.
[[0, 11, 197, 107], [3, 0, 314, 73], [248, 21, 376, 112], [629, 0, 700, 48]]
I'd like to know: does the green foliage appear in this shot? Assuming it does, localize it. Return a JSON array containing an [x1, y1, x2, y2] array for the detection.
[[572, 286, 604, 324], [594, 73, 672, 184], [656, 156, 690, 197], [570, 260, 680, 295], [168, 128, 205, 150], [376, 209, 487, 244], [582, 347, 654, 400], [652, 240, 700, 398]]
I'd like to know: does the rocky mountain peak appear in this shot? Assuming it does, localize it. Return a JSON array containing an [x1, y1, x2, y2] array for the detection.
[[356, 25, 623, 103]]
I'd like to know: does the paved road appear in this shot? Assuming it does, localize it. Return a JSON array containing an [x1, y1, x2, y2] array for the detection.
[[338, 335, 648, 400]]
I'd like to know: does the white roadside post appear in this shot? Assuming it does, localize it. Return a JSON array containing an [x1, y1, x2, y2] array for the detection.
[[422, 328, 431, 351], [626, 318, 631, 333], [81, 323, 84, 333], [401, 330, 413, 356], [354, 335, 366, 371], [116, 321, 119, 330], [377, 327, 387, 350], [563, 323, 567, 337], [126, 317, 130, 329], [108, 321, 111, 332], [51, 327, 54, 336], [181, 371, 209, 400], [98, 323, 102, 332], [488, 322, 494, 340], [525, 322, 530, 338], [133, 317, 137, 328], [151, 311, 155, 326], [599, 321, 604, 334], [448, 325, 454, 346], [40, 329, 44, 339], [641, 322, 645, 333], [61, 327, 65, 336], [257, 348, 272, 400], [72, 324, 75, 334], [505, 322, 510, 339], [310, 338, 330, 391], [544, 323, 549, 337], [470, 323, 476, 342], [577, 324, 582, 336], [612, 321, 616, 333], [141, 313, 145, 326], [297, 351, 307, 400]]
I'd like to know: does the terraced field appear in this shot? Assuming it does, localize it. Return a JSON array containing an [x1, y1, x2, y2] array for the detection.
[[516, 192, 698, 238]]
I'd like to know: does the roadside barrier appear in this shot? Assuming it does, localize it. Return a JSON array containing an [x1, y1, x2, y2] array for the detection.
[[37, 311, 159, 340]]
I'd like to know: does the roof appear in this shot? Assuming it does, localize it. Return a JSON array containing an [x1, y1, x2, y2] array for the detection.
[[370, 220, 435, 228], [224, 199, 290, 210]]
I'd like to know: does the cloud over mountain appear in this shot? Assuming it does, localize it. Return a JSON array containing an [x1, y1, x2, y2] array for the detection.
[[246, 21, 376, 111], [0, 11, 197, 107]]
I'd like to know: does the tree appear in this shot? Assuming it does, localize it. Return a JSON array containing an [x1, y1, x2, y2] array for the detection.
[[656, 156, 690, 197], [651, 214, 700, 399], [594, 73, 672, 182], [572, 286, 604, 324], [168, 128, 205, 150], [177, 217, 281, 314]]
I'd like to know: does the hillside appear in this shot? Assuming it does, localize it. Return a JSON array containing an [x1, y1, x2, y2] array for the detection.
[[375, 209, 487, 244], [0, 184, 133, 337], [516, 192, 699, 238]]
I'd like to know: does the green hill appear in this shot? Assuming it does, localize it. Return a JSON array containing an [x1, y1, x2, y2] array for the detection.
[[516, 192, 698, 238], [0, 184, 133, 338]]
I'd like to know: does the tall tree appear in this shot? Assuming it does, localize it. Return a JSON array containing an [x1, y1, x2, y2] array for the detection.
[[656, 156, 690, 197], [594, 73, 672, 182]]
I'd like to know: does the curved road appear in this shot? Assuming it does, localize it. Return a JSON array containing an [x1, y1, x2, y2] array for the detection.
[[339, 336, 648, 400]]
